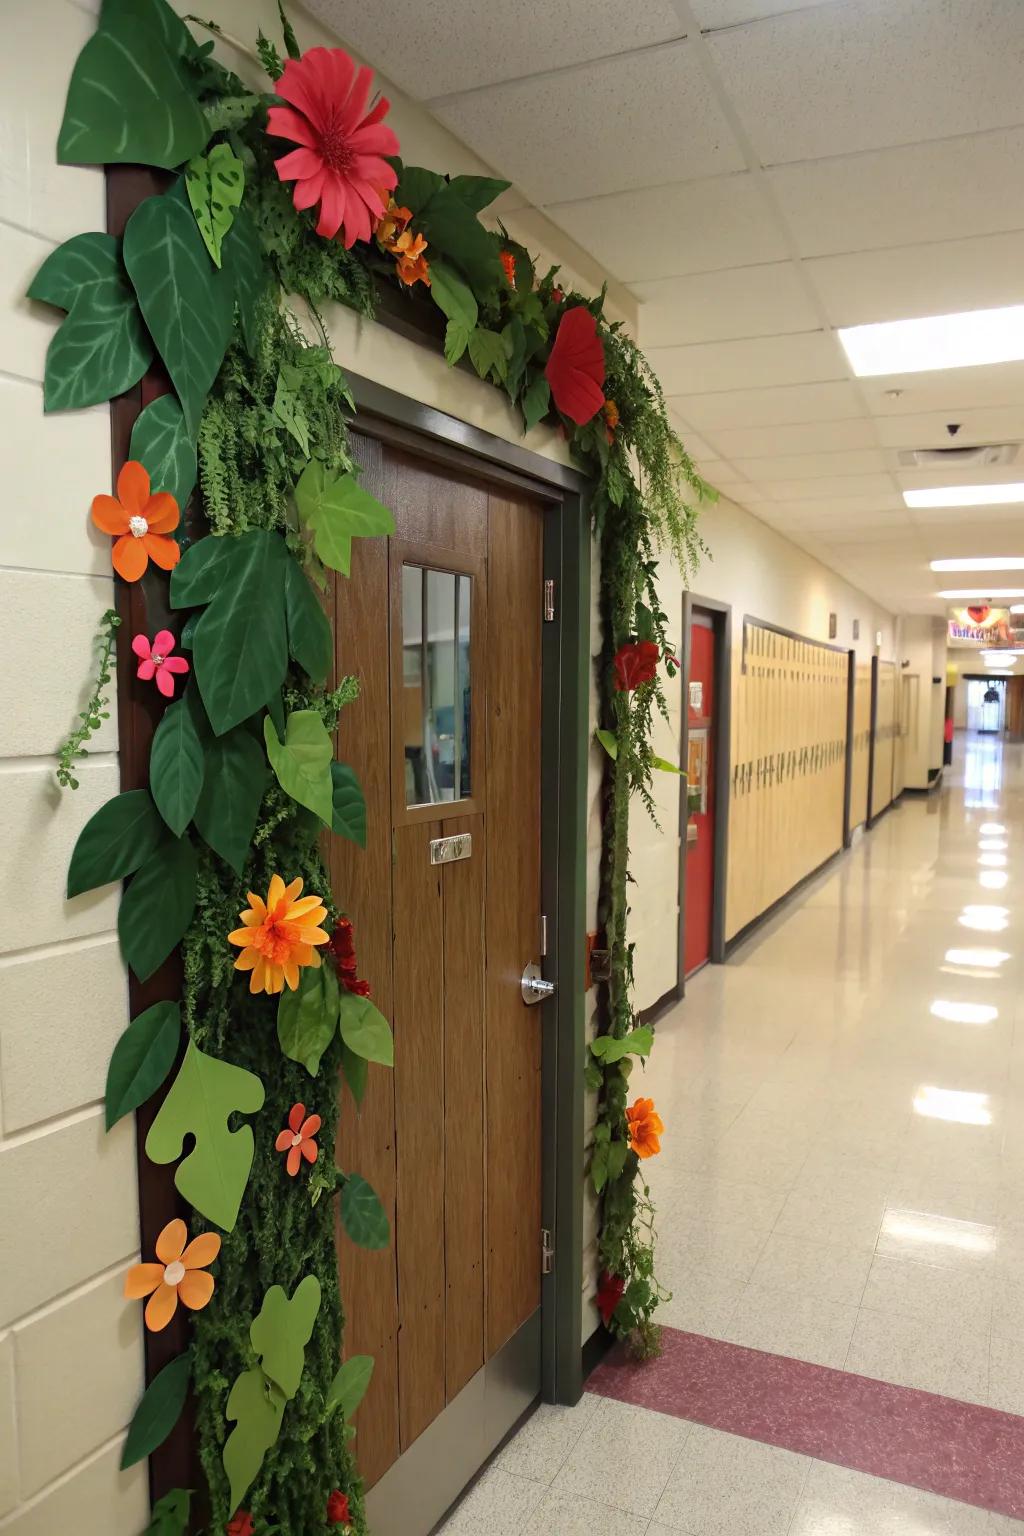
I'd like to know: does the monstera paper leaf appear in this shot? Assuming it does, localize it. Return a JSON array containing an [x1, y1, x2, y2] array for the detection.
[[223, 1367, 286, 1514], [145, 1040, 265, 1231]]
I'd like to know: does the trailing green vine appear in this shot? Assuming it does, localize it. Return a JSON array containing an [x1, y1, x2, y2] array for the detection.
[[57, 607, 120, 788]]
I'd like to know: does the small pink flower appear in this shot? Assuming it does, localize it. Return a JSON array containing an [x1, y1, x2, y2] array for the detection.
[[132, 629, 189, 699]]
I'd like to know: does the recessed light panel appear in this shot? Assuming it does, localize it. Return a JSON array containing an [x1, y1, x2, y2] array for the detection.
[[910, 486, 1024, 509], [931, 557, 1024, 570], [938, 589, 1024, 600], [839, 305, 1024, 377]]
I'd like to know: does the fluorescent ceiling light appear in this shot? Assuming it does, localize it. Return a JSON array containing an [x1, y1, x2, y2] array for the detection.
[[931, 556, 1024, 569], [930, 998, 999, 1024], [938, 588, 1024, 599], [910, 485, 1024, 509], [839, 304, 1024, 377]]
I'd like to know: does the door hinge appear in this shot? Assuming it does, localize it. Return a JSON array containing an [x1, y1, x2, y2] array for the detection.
[[543, 578, 556, 622], [541, 1228, 555, 1275], [540, 914, 548, 956]]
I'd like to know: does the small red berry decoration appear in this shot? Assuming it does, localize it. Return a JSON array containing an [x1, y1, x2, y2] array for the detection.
[[326, 1488, 352, 1525], [227, 1513, 255, 1536], [329, 916, 371, 997]]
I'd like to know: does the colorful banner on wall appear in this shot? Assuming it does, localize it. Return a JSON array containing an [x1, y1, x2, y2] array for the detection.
[[947, 605, 1024, 648]]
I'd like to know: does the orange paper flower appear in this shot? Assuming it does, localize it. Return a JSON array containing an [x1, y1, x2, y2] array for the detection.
[[91, 460, 181, 583], [395, 232, 430, 288], [500, 249, 516, 286], [276, 1102, 322, 1176], [626, 1096, 664, 1160], [124, 1217, 220, 1332], [228, 874, 330, 994], [376, 198, 412, 250]]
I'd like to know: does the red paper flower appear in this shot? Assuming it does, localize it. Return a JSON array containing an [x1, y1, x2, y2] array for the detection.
[[132, 629, 190, 699], [613, 640, 660, 691], [596, 1269, 625, 1327], [544, 306, 605, 425], [329, 917, 371, 997], [266, 47, 399, 247], [327, 1489, 352, 1525], [275, 1102, 321, 1176], [499, 249, 516, 286], [226, 1514, 255, 1536]]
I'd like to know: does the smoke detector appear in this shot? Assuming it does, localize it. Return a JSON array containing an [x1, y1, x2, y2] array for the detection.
[[897, 443, 1019, 469]]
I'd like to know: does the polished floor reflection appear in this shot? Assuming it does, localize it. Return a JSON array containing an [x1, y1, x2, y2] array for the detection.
[[439, 736, 1024, 1533]]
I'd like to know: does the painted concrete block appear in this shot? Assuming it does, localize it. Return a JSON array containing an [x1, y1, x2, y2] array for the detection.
[[0, 222, 59, 386], [1, 1440, 147, 1536], [0, 1332, 17, 1517]]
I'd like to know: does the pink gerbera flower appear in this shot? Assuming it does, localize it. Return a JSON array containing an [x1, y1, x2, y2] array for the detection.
[[132, 629, 189, 699], [266, 47, 400, 248]]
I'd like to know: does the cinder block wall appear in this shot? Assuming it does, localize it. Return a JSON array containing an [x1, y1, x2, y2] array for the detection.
[[0, 3, 148, 1530]]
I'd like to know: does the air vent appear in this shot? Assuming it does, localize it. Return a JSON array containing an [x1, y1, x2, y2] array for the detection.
[[897, 444, 1019, 469]]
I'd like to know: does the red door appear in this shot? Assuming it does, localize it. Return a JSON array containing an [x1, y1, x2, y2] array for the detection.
[[683, 614, 716, 976]]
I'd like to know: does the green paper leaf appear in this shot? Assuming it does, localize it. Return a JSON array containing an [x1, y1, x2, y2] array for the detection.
[[340, 1172, 390, 1250], [123, 191, 236, 438], [591, 1138, 609, 1194], [264, 710, 334, 825], [394, 164, 445, 216], [430, 259, 478, 332], [652, 754, 683, 774], [502, 318, 529, 398], [222, 205, 271, 355], [468, 326, 507, 385], [590, 1025, 654, 1064], [193, 726, 267, 875], [325, 1355, 374, 1419], [584, 1060, 603, 1093], [595, 728, 618, 761], [144, 1487, 192, 1536], [278, 964, 339, 1078], [223, 1367, 286, 1514], [284, 558, 332, 683], [129, 394, 197, 512], [185, 143, 244, 268], [146, 1038, 265, 1231], [121, 1351, 192, 1470], [150, 690, 206, 836], [330, 762, 366, 847], [521, 374, 550, 434], [27, 233, 152, 412], [606, 1139, 629, 1183], [272, 364, 311, 456], [294, 462, 395, 578], [67, 788, 164, 898], [340, 1043, 368, 1108], [337, 991, 393, 1067], [445, 174, 511, 213], [250, 1275, 322, 1399], [417, 183, 503, 292], [169, 532, 236, 606], [444, 318, 472, 367], [58, 0, 206, 170], [118, 836, 198, 983], [105, 1000, 181, 1131]]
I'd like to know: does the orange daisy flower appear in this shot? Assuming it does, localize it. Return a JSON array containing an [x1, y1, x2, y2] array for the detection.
[[626, 1096, 664, 1160], [91, 460, 181, 583], [228, 874, 330, 994], [124, 1217, 220, 1332], [275, 1102, 322, 1176], [395, 232, 430, 288]]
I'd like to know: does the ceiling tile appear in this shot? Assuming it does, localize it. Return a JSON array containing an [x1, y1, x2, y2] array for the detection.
[[872, 408, 1024, 450], [897, 464, 1024, 491], [670, 380, 866, 430], [763, 473, 897, 501], [805, 232, 1024, 328], [731, 448, 889, 481], [858, 363, 1024, 416], [709, 419, 879, 457], [770, 129, 1024, 258], [434, 40, 745, 205], [630, 263, 817, 346], [708, 0, 1024, 165], [304, 0, 684, 97], [646, 330, 844, 395], [761, 494, 910, 518], [691, 0, 839, 28], [545, 173, 787, 281]]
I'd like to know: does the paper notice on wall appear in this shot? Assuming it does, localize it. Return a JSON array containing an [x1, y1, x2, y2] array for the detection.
[[689, 680, 703, 713]]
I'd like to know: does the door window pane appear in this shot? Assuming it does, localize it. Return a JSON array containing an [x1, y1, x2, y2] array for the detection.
[[401, 564, 472, 806]]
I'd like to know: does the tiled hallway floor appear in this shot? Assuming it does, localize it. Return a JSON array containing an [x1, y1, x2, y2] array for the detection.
[[439, 736, 1024, 1532]]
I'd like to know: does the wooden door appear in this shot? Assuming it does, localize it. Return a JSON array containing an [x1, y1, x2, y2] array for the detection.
[[327, 434, 545, 1489], [683, 613, 716, 976]]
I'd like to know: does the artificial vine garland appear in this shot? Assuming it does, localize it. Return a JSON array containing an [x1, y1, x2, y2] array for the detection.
[[38, 3, 709, 1531]]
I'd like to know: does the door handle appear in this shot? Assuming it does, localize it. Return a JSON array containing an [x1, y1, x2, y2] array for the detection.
[[521, 961, 555, 1006]]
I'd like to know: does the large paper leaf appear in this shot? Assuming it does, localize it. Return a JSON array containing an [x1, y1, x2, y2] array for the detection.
[[172, 529, 290, 735], [416, 181, 504, 292], [123, 191, 235, 438], [589, 1025, 654, 1064], [294, 462, 394, 577], [284, 557, 332, 683], [445, 175, 511, 214], [118, 836, 198, 982], [150, 690, 206, 836], [468, 327, 507, 386], [278, 963, 339, 1077], [67, 788, 164, 898], [145, 1039, 265, 1231], [121, 1350, 192, 1469], [338, 991, 394, 1067], [144, 1488, 192, 1536], [185, 143, 244, 267], [521, 374, 551, 434], [129, 394, 197, 513], [105, 1000, 181, 1130], [340, 1172, 389, 1250], [330, 762, 366, 847], [250, 1276, 322, 1399], [27, 233, 152, 412], [429, 259, 478, 332], [193, 727, 267, 876], [58, 0, 206, 170], [340, 1044, 368, 1109], [325, 1355, 374, 1419], [264, 711, 334, 824], [221, 206, 270, 355], [223, 1367, 286, 1514]]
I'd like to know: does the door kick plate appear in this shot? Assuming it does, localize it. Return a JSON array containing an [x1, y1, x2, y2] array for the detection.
[[429, 832, 472, 865]]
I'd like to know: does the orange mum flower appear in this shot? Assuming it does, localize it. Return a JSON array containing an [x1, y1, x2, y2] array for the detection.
[[91, 460, 181, 583], [626, 1096, 664, 1160], [124, 1218, 220, 1332], [228, 874, 330, 994], [376, 198, 412, 250], [395, 232, 430, 288], [275, 1102, 322, 1176]]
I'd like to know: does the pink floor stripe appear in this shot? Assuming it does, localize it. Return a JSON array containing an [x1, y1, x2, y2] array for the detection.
[[588, 1326, 1024, 1519]]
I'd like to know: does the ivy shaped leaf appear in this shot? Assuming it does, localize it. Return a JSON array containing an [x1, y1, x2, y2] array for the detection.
[[272, 365, 312, 457], [144, 1488, 192, 1536], [27, 233, 152, 413], [468, 327, 508, 386], [264, 710, 335, 825], [278, 963, 339, 1077], [294, 462, 395, 577], [337, 991, 394, 1067], [193, 726, 267, 876], [223, 1367, 286, 1515], [249, 1275, 322, 1399], [590, 1025, 653, 1064], [145, 1039, 265, 1231], [325, 1355, 374, 1419], [130, 394, 198, 513], [105, 1000, 181, 1130], [340, 1172, 390, 1250], [185, 143, 245, 268]]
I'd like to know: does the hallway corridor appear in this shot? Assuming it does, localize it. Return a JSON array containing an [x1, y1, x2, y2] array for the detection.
[[441, 736, 1024, 1533]]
